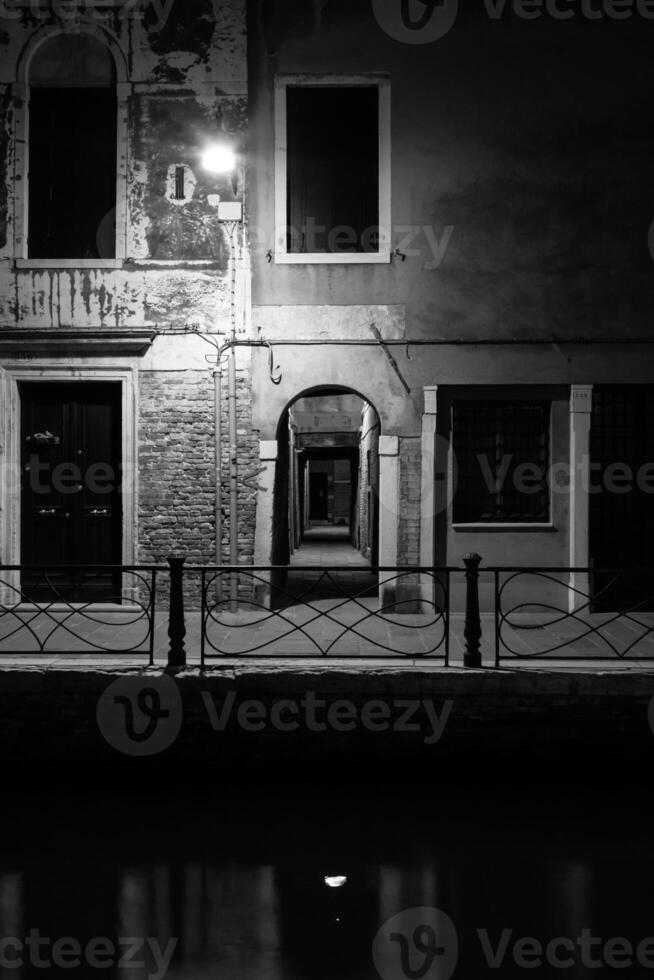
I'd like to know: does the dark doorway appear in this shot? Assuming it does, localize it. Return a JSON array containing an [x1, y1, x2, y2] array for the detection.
[[590, 385, 654, 611], [309, 472, 329, 522], [20, 382, 122, 602]]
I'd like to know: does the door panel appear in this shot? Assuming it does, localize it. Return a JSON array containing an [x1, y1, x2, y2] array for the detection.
[[20, 383, 122, 602], [309, 473, 329, 522], [590, 386, 654, 611]]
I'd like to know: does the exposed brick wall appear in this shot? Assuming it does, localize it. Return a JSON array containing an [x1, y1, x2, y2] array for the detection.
[[138, 367, 259, 606], [398, 438, 421, 567], [139, 371, 215, 605], [218, 367, 259, 577]]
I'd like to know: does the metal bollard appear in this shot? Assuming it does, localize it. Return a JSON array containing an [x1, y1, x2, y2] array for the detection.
[[167, 555, 187, 668], [463, 553, 482, 668]]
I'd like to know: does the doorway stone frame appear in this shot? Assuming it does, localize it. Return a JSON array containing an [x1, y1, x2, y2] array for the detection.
[[0, 362, 138, 603]]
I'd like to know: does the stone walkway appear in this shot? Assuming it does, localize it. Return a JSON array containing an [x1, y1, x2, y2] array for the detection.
[[290, 525, 369, 567]]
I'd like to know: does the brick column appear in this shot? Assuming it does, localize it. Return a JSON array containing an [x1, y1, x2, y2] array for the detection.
[[254, 440, 278, 605], [420, 386, 438, 608], [379, 435, 400, 608], [569, 386, 593, 612]]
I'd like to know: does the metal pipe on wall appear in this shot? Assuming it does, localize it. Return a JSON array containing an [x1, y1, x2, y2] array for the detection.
[[213, 368, 222, 602], [228, 344, 238, 610], [227, 221, 240, 610]]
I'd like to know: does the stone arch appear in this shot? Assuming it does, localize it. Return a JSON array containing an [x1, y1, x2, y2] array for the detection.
[[17, 23, 127, 85], [271, 384, 382, 571], [14, 23, 129, 261]]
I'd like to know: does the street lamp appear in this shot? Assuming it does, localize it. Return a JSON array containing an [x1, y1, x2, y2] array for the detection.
[[201, 143, 237, 175]]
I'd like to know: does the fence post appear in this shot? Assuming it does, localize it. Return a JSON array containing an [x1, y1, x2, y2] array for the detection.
[[463, 553, 482, 668], [167, 555, 187, 668]]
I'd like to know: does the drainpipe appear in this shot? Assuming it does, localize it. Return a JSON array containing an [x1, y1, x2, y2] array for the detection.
[[228, 336, 239, 610], [213, 367, 222, 600], [227, 222, 240, 611]]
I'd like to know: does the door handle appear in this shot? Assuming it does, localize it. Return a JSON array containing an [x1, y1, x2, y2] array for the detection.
[[89, 508, 110, 517], [37, 508, 56, 516]]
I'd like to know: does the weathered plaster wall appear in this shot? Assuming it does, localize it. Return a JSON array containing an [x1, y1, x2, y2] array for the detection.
[[129, 92, 246, 264], [0, 266, 234, 329], [247, 0, 654, 343], [358, 402, 379, 561], [0, 0, 247, 330]]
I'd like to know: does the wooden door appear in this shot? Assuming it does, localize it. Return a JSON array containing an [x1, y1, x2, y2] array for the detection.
[[20, 382, 122, 602]]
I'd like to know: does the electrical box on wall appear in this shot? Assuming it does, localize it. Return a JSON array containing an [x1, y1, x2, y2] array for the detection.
[[217, 202, 243, 221]]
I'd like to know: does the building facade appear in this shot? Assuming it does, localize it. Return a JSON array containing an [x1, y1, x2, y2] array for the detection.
[[0, 0, 653, 610], [0, 0, 250, 602]]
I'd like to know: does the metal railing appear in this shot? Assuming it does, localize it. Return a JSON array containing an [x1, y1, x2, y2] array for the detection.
[[1, 556, 652, 667], [198, 565, 451, 663], [493, 565, 654, 665], [0, 564, 160, 662]]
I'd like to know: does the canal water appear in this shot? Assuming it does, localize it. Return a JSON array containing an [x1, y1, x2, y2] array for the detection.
[[0, 776, 651, 979]]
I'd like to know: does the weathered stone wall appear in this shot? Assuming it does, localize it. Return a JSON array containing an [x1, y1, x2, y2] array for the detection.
[[0, 666, 652, 774]]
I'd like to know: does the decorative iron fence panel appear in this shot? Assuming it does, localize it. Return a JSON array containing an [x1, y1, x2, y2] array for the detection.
[[493, 566, 654, 664], [0, 565, 159, 662], [198, 566, 451, 663], [1, 559, 652, 667]]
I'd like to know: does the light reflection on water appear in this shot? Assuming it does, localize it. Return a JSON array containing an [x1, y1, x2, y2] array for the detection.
[[0, 784, 651, 979]]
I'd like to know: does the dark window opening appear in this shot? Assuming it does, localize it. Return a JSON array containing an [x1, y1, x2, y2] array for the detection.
[[29, 87, 117, 259], [453, 402, 551, 523], [286, 86, 379, 254], [174, 166, 186, 200]]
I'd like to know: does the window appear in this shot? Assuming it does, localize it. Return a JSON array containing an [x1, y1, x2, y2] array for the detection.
[[453, 402, 551, 524], [275, 76, 391, 264], [27, 34, 117, 260]]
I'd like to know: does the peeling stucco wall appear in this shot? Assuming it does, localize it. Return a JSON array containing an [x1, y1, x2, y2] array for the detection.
[[0, 0, 247, 330], [0, 266, 235, 331], [129, 92, 246, 264]]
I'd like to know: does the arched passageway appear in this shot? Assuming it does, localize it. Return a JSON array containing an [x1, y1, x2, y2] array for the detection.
[[271, 388, 381, 604]]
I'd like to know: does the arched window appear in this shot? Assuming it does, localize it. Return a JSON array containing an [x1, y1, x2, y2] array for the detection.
[[27, 33, 117, 260]]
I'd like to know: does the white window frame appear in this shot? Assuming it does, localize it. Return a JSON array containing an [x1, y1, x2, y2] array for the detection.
[[13, 26, 129, 269], [274, 74, 391, 265]]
